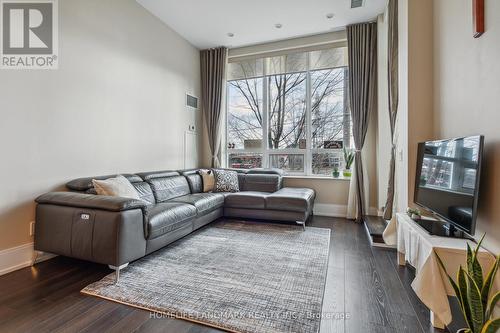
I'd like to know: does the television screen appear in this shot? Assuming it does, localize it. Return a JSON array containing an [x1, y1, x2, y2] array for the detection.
[[414, 135, 484, 235]]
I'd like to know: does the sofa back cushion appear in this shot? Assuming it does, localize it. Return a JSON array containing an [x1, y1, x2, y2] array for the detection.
[[66, 174, 142, 192], [148, 175, 191, 202], [132, 182, 155, 204], [136, 170, 179, 181], [180, 170, 203, 194], [241, 174, 283, 192], [246, 168, 285, 176]]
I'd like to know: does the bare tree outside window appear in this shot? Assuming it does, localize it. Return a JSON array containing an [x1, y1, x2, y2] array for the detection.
[[227, 47, 351, 175]]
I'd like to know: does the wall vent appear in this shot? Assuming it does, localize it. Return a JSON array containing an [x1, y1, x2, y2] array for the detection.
[[351, 0, 364, 8], [186, 94, 198, 109]]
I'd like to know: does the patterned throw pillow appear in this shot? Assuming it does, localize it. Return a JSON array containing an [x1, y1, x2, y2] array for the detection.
[[213, 169, 239, 193]]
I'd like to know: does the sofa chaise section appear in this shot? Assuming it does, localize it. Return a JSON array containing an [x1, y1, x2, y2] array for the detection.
[[223, 170, 315, 229]]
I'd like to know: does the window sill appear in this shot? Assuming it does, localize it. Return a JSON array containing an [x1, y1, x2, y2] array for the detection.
[[283, 175, 351, 181]]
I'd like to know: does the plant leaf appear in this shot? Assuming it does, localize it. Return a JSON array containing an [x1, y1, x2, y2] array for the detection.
[[482, 255, 500, 312], [459, 266, 474, 329], [474, 234, 486, 260], [468, 243, 475, 272], [481, 318, 500, 333], [473, 255, 484, 293], [467, 243, 484, 293], [465, 270, 485, 333], [457, 329, 472, 333], [485, 291, 500, 320], [472, 236, 486, 291]]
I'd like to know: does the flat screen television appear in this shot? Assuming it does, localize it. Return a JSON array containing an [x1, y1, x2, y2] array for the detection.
[[414, 135, 484, 236]]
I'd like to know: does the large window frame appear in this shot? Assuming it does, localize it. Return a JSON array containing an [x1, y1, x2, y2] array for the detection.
[[225, 48, 351, 176]]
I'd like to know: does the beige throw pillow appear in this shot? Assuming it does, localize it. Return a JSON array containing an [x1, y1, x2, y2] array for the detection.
[[199, 169, 215, 192], [92, 175, 141, 200]]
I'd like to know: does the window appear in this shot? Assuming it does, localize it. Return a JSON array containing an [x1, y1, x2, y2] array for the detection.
[[226, 46, 351, 175]]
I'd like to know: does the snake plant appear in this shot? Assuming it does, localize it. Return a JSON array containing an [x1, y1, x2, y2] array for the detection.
[[435, 234, 500, 333], [343, 148, 354, 170]]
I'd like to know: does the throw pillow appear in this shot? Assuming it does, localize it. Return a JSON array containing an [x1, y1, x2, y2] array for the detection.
[[92, 175, 141, 200], [213, 169, 239, 193], [199, 169, 215, 192]]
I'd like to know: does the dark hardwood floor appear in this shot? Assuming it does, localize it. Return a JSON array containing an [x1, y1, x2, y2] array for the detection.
[[0, 216, 448, 333]]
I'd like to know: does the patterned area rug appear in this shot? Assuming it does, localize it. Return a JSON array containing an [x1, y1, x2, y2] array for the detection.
[[82, 220, 331, 333]]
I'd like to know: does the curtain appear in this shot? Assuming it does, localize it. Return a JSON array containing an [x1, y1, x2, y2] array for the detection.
[[383, 0, 399, 220], [346, 22, 377, 222], [346, 155, 370, 220], [200, 47, 227, 168]]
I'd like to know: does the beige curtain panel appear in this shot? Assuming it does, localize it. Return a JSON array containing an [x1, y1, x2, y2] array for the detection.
[[347, 22, 377, 221], [200, 47, 227, 168], [383, 0, 399, 221]]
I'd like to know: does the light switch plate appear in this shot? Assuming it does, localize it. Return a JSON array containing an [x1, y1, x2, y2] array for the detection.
[[29, 221, 35, 236]]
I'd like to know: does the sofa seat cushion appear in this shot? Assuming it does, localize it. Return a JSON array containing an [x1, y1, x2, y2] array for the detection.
[[170, 193, 225, 215], [224, 191, 268, 209], [265, 188, 315, 213], [145, 202, 196, 240]]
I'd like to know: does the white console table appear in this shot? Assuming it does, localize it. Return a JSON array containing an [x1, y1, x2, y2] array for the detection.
[[384, 213, 499, 329]]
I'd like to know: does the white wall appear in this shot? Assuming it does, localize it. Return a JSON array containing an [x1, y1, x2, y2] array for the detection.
[[377, 12, 391, 211], [395, 0, 500, 253], [394, 0, 434, 218], [0, 0, 201, 251], [395, 0, 409, 216], [434, 0, 500, 253]]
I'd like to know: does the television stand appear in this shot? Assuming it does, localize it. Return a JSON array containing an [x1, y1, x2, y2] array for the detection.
[[412, 218, 467, 238], [391, 213, 489, 329]]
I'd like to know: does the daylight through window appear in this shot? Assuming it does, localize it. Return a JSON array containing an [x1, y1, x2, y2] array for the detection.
[[226, 46, 352, 176]]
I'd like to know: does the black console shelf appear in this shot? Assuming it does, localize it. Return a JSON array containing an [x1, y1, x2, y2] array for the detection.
[[412, 218, 472, 240]]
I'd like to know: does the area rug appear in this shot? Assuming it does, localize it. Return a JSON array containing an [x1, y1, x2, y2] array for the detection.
[[82, 220, 331, 333]]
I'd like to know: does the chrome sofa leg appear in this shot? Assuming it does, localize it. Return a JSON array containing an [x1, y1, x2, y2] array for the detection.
[[108, 263, 129, 283], [296, 221, 306, 231]]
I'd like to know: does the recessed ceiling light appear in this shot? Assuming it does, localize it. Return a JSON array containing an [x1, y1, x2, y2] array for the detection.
[[326, 13, 334, 19], [275, 23, 282, 29], [227, 33, 234, 37]]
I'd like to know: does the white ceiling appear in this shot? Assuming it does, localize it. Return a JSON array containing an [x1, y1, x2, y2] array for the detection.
[[137, 0, 387, 49]]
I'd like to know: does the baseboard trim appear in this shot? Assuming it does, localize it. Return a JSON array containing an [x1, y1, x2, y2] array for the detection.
[[0, 243, 57, 276], [314, 204, 379, 218], [313, 204, 347, 217]]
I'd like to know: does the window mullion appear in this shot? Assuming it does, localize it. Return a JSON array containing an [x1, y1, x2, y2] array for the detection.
[[262, 62, 269, 168], [224, 79, 229, 168], [305, 53, 312, 176]]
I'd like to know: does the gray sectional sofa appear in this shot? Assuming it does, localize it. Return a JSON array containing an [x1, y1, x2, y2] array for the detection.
[[34, 168, 315, 281]]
